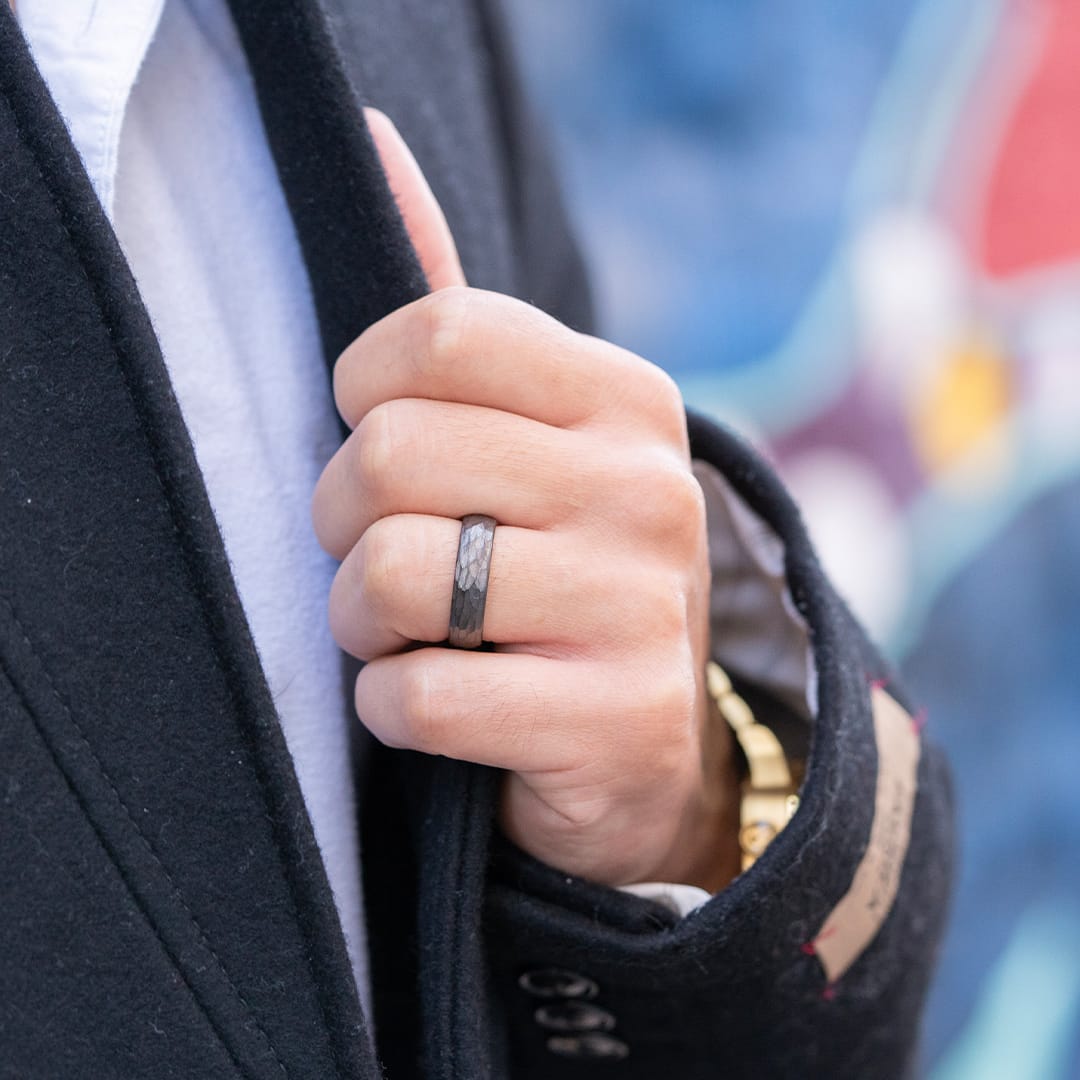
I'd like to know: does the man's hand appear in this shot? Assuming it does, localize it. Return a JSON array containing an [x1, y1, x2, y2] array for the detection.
[[312, 111, 739, 891]]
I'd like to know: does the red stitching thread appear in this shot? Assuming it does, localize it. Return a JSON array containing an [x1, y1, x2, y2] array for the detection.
[[801, 925, 837, 956]]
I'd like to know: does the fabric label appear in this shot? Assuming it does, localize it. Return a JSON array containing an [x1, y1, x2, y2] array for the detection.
[[810, 685, 921, 984]]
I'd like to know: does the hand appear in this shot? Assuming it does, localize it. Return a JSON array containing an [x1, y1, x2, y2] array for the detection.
[[312, 110, 740, 890]]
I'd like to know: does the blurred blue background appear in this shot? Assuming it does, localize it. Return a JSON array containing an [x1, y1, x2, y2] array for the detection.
[[504, 1, 1080, 1076]]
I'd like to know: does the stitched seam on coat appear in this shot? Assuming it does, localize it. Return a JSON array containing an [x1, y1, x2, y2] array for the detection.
[[0, 596, 270, 1080], [0, 97, 295, 1079]]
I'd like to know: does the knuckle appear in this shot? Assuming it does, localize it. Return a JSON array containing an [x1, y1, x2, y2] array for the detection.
[[422, 285, 473, 376], [656, 666, 697, 723], [659, 464, 706, 539], [358, 519, 399, 617], [649, 586, 690, 644], [646, 361, 680, 402], [625, 455, 705, 542], [332, 345, 360, 427], [663, 465, 708, 529], [640, 361, 684, 419], [329, 564, 360, 653], [399, 663, 441, 752], [644, 366, 690, 450], [354, 400, 401, 495]]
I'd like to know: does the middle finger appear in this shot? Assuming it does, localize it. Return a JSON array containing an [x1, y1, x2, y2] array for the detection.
[[312, 398, 603, 559]]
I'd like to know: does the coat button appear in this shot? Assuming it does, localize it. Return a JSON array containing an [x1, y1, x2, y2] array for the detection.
[[535, 1001, 616, 1033], [518, 968, 599, 999], [546, 1033, 630, 1060]]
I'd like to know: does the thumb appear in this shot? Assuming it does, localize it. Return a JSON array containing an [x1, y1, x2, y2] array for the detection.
[[365, 107, 467, 291]]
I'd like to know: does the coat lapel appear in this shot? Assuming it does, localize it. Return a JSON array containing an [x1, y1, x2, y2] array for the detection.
[[225, 3, 500, 1074], [0, 2, 497, 1076], [0, 8, 373, 1078]]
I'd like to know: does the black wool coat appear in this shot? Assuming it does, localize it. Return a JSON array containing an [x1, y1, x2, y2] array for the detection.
[[0, 1, 954, 1077]]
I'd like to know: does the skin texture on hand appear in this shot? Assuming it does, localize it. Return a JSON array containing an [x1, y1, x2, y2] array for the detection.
[[312, 109, 740, 891]]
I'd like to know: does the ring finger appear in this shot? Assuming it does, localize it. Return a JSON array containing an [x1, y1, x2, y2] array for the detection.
[[328, 513, 636, 660]]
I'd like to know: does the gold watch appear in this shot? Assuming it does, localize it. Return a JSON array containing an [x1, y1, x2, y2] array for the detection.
[[706, 661, 802, 872]]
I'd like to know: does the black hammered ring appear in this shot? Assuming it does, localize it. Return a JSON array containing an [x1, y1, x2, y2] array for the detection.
[[448, 514, 497, 649]]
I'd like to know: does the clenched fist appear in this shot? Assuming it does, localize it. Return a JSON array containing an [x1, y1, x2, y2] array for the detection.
[[312, 110, 739, 891]]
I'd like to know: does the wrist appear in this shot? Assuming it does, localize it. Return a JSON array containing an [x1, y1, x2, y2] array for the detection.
[[636, 681, 742, 893]]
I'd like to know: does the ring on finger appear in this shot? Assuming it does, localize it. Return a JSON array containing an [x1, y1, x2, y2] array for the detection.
[[448, 514, 497, 649]]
